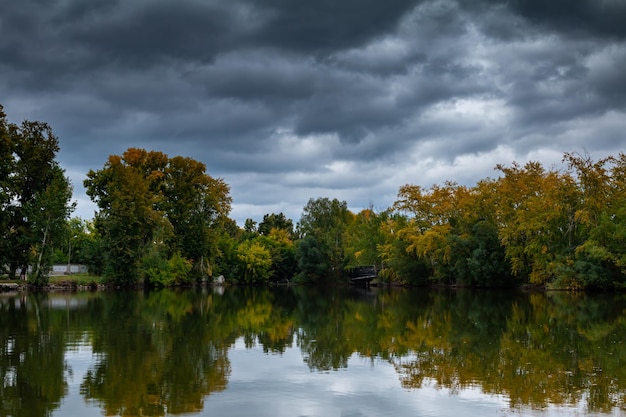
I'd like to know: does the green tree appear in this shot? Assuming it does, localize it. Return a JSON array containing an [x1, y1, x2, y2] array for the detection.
[[448, 219, 512, 287], [161, 156, 232, 278], [27, 166, 74, 283], [244, 218, 258, 234], [85, 151, 166, 284], [239, 218, 259, 242], [565, 152, 626, 287], [215, 235, 238, 280], [343, 207, 386, 271], [442, 179, 512, 287], [296, 197, 353, 283], [51, 217, 93, 268], [143, 250, 193, 287], [377, 213, 430, 284], [295, 235, 330, 283], [236, 238, 272, 284], [257, 228, 297, 282], [258, 212, 295, 239], [77, 220, 106, 276], [0, 106, 74, 283]]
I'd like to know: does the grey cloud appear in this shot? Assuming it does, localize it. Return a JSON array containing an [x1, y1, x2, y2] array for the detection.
[[190, 51, 321, 102], [4, 0, 242, 64], [64, 2, 234, 65], [1, 0, 626, 224], [587, 45, 626, 107], [505, 0, 626, 40], [500, 42, 625, 127], [293, 75, 407, 141], [463, 0, 626, 41], [247, 0, 420, 55]]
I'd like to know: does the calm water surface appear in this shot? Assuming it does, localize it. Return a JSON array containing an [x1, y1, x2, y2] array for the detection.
[[1, 286, 625, 417]]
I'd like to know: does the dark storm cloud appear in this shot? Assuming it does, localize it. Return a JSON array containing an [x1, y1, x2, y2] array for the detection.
[[1, 0, 625, 224], [506, 0, 626, 40], [1, 0, 417, 83], [1, 0, 243, 72], [249, 0, 420, 54], [465, 0, 626, 41]]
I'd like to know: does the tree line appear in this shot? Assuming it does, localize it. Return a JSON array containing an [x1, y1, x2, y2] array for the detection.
[[1, 106, 625, 289]]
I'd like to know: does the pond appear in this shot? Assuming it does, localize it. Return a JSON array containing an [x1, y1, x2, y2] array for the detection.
[[0, 286, 625, 417]]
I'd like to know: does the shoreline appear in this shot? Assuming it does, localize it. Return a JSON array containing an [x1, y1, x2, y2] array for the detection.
[[0, 280, 587, 294]]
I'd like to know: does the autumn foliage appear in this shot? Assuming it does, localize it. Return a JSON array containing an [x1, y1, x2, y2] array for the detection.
[[382, 152, 626, 289], [84, 148, 232, 285], [79, 149, 626, 289]]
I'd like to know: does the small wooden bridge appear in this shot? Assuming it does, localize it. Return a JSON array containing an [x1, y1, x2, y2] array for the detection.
[[348, 265, 377, 286]]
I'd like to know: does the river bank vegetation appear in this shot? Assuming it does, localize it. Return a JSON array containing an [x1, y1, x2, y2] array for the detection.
[[1, 106, 625, 289]]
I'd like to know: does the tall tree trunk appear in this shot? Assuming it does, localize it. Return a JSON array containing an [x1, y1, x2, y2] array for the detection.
[[34, 215, 50, 280]]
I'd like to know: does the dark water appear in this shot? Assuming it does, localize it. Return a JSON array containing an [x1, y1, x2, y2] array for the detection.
[[1, 286, 625, 417]]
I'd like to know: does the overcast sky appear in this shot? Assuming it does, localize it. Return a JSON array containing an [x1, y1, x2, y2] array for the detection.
[[2, 0, 625, 225]]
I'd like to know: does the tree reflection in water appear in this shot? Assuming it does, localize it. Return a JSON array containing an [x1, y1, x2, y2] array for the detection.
[[1, 287, 626, 415], [0, 293, 67, 417]]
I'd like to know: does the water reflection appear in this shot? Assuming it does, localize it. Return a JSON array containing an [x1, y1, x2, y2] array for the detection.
[[0, 293, 67, 417], [1, 288, 625, 416], [76, 290, 231, 416]]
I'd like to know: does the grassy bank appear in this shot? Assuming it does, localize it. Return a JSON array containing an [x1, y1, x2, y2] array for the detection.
[[48, 274, 104, 286]]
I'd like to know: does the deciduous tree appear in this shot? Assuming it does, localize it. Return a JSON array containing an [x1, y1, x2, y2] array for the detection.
[[494, 161, 579, 285], [0, 105, 74, 283], [236, 239, 272, 284], [85, 148, 231, 285], [343, 207, 386, 271], [258, 212, 295, 239], [161, 156, 232, 278], [296, 197, 353, 282]]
